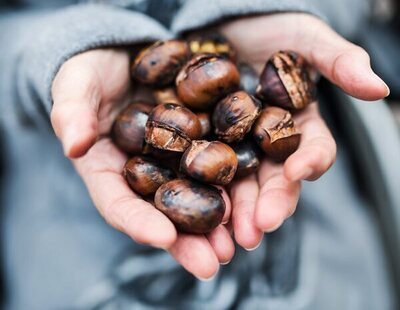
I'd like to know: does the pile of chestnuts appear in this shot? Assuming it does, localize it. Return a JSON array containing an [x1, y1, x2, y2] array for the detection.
[[112, 35, 316, 234]]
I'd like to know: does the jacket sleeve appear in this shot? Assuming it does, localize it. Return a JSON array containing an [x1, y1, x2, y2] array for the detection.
[[172, 0, 370, 39], [0, 3, 171, 125]]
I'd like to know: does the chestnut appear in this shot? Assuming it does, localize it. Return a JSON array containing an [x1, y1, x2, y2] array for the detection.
[[153, 87, 183, 106], [124, 156, 175, 196], [112, 102, 153, 154], [238, 63, 259, 94], [253, 106, 301, 162], [155, 179, 225, 234], [180, 140, 237, 185], [212, 91, 261, 143], [145, 103, 202, 152], [231, 139, 261, 179], [256, 51, 316, 110], [196, 112, 212, 138], [131, 40, 191, 87], [176, 54, 240, 110]]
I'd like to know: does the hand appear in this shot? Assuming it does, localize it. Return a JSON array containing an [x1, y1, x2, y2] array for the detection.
[[221, 13, 389, 250], [51, 49, 235, 279]]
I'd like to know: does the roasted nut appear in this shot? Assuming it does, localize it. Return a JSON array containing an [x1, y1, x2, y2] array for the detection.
[[124, 156, 175, 196], [153, 87, 183, 105], [213, 91, 261, 143], [145, 103, 202, 152], [112, 102, 153, 154], [196, 112, 212, 138], [180, 140, 237, 185], [176, 54, 240, 110], [253, 106, 301, 162], [238, 63, 259, 94], [231, 139, 261, 179], [155, 179, 225, 233], [256, 51, 316, 110], [131, 40, 191, 87]]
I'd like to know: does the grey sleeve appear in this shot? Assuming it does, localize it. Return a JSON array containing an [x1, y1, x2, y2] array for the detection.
[[172, 0, 370, 39], [0, 3, 170, 123]]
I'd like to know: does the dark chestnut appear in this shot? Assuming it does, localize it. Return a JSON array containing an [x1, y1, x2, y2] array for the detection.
[[131, 40, 191, 87], [155, 179, 225, 234], [212, 91, 261, 143], [145, 103, 202, 152], [253, 106, 301, 162], [153, 87, 183, 106], [238, 63, 259, 94], [112, 102, 153, 154], [124, 156, 175, 196], [231, 139, 261, 179], [176, 54, 240, 110], [196, 112, 212, 138], [180, 140, 237, 185], [256, 51, 316, 110]]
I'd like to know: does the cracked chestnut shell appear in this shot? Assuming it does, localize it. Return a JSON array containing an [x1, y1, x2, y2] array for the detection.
[[180, 140, 237, 185], [131, 40, 191, 87], [253, 106, 301, 162], [145, 103, 202, 152], [256, 51, 316, 110], [155, 179, 225, 234], [124, 156, 175, 196], [196, 112, 212, 138], [176, 54, 240, 110], [153, 87, 183, 106], [232, 139, 261, 179], [112, 102, 153, 154], [212, 91, 261, 143]]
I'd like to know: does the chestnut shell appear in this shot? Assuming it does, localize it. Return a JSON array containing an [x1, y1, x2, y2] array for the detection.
[[196, 112, 212, 138], [232, 139, 261, 179], [112, 102, 153, 154], [155, 179, 225, 234], [153, 87, 183, 106]]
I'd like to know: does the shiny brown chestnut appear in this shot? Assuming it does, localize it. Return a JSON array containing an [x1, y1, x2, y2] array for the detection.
[[180, 140, 237, 185], [153, 87, 183, 106], [213, 91, 261, 143], [124, 156, 175, 196], [256, 51, 316, 110], [196, 112, 212, 138], [131, 40, 191, 87], [155, 179, 225, 234], [112, 102, 153, 154], [232, 139, 261, 179], [253, 106, 301, 162], [176, 54, 240, 110], [145, 103, 202, 152]]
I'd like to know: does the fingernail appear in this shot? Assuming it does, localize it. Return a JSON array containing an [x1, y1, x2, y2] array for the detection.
[[291, 167, 313, 181], [62, 126, 77, 156], [197, 272, 218, 282], [264, 220, 283, 233], [220, 259, 231, 266], [372, 72, 390, 97], [244, 239, 263, 251]]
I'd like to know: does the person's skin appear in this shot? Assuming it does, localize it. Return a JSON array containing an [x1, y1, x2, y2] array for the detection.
[[51, 13, 389, 280]]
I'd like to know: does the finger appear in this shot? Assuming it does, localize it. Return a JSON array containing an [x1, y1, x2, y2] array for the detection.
[[230, 174, 263, 250], [169, 234, 219, 280], [51, 58, 101, 158], [206, 225, 235, 264], [284, 103, 337, 181], [216, 186, 232, 224], [300, 16, 389, 100], [73, 138, 177, 249], [256, 161, 301, 232]]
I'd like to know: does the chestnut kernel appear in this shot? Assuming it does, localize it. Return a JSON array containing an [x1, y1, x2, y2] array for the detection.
[[253, 106, 301, 162], [131, 40, 191, 87], [145, 103, 202, 152], [155, 179, 225, 234], [176, 54, 240, 110], [153, 87, 183, 106], [232, 139, 261, 179], [180, 140, 237, 185], [212, 91, 261, 143], [196, 112, 212, 138], [112, 102, 153, 154], [124, 156, 175, 196], [256, 51, 316, 110]]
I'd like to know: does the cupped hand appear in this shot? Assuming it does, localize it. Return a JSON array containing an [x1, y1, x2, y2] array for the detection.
[[221, 13, 389, 250], [51, 49, 234, 280]]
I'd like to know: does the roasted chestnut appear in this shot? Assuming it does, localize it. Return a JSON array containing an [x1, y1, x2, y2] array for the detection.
[[231, 139, 261, 179], [112, 102, 153, 154], [131, 40, 191, 87], [153, 87, 183, 105], [212, 91, 261, 143], [256, 51, 316, 110], [176, 54, 240, 110], [145, 103, 202, 152], [196, 112, 212, 138], [238, 63, 259, 94], [124, 156, 175, 196], [253, 106, 301, 162], [180, 140, 237, 185], [155, 179, 225, 234]]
